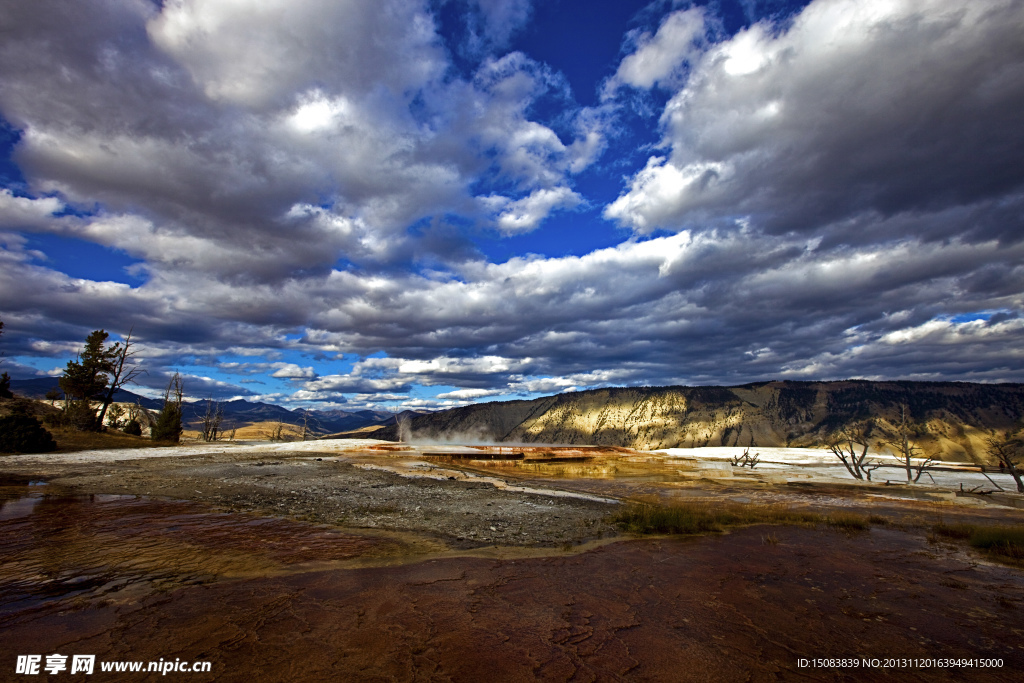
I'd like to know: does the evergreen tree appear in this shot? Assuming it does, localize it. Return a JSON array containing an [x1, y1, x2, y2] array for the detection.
[[0, 319, 12, 399], [152, 372, 184, 442], [59, 330, 117, 430]]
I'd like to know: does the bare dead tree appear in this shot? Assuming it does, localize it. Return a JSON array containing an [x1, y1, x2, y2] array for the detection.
[[270, 423, 284, 441], [199, 399, 223, 442], [298, 410, 322, 441], [883, 404, 935, 483], [96, 329, 144, 430], [862, 460, 884, 481], [396, 411, 412, 442], [985, 428, 1024, 493], [827, 421, 881, 481], [730, 447, 760, 469]]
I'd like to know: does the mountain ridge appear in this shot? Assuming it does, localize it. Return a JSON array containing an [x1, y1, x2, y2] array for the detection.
[[8, 379, 410, 435], [373, 380, 1024, 463]]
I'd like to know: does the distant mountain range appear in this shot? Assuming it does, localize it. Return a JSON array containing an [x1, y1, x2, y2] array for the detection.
[[373, 380, 1024, 463], [19, 377, 1023, 460], [8, 378, 419, 435], [10, 377, 166, 410]]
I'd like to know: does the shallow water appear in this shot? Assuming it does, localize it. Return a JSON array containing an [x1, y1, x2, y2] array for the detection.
[[0, 482, 413, 626]]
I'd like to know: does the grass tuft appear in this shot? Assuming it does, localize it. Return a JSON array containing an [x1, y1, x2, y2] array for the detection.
[[824, 511, 871, 531], [932, 522, 975, 540], [930, 522, 1024, 564], [968, 526, 1024, 562], [612, 502, 722, 535], [609, 501, 867, 536]]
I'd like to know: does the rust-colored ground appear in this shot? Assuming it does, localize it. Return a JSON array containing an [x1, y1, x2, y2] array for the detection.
[[2, 492, 1023, 681]]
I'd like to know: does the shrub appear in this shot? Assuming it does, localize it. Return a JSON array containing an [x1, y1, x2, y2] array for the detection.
[[123, 419, 142, 436], [0, 411, 57, 454], [151, 405, 182, 442], [106, 403, 125, 429], [48, 399, 100, 431]]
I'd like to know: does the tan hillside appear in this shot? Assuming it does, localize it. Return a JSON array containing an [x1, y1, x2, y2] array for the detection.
[[182, 421, 307, 442], [375, 381, 1024, 463]]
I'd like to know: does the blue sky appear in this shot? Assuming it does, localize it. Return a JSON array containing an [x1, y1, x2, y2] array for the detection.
[[1, 0, 1022, 410]]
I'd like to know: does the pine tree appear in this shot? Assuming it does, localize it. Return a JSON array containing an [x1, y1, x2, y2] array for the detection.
[[152, 372, 184, 442], [59, 330, 117, 430], [0, 319, 12, 399]]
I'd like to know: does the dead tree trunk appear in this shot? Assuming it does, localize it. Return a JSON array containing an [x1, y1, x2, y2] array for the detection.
[[986, 430, 1024, 493], [97, 329, 143, 430], [827, 422, 877, 480], [884, 404, 934, 483], [200, 399, 223, 442]]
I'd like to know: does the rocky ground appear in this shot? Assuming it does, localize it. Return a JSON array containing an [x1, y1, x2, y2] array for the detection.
[[5, 450, 620, 549], [4, 444, 1024, 681]]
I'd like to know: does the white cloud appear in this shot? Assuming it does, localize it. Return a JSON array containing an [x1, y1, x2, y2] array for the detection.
[[604, 157, 729, 233], [269, 363, 317, 380], [609, 8, 706, 92], [494, 186, 582, 235], [0, 190, 65, 230], [148, 0, 446, 107], [435, 388, 506, 400]]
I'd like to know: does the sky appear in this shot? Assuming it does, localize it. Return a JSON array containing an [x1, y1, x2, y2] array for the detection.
[[0, 0, 1022, 412]]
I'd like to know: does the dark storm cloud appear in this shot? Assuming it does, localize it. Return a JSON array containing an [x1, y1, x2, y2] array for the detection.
[[606, 0, 1024, 238]]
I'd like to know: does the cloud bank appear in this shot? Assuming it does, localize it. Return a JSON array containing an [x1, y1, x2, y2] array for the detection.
[[0, 0, 1021, 409]]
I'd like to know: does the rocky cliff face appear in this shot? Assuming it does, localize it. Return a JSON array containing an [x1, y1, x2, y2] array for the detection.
[[376, 381, 1024, 463]]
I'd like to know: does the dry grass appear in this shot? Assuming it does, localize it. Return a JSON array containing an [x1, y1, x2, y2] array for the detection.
[[932, 521, 1024, 564], [45, 426, 168, 452], [609, 500, 871, 536], [930, 522, 976, 540], [181, 421, 307, 442], [324, 425, 387, 438]]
